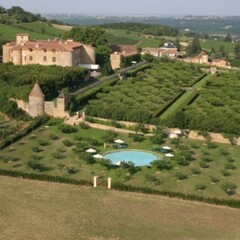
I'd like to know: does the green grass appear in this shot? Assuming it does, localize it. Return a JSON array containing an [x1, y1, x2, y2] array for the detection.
[[0, 22, 65, 41], [1, 175, 239, 240], [201, 39, 235, 54], [161, 74, 210, 119], [0, 123, 240, 200], [16, 21, 65, 37]]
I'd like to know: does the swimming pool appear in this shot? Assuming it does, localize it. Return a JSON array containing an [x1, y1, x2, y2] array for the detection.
[[104, 150, 158, 167]]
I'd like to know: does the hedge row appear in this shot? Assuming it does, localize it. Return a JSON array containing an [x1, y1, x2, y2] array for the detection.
[[154, 90, 186, 117], [125, 63, 152, 77], [75, 77, 119, 107], [0, 115, 50, 150], [191, 73, 207, 87], [0, 168, 92, 186], [1, 168, 239, 209], [112, 183, 240, 209]]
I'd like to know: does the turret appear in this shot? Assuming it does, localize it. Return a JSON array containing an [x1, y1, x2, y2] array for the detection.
[[28, 83, 45, 117]]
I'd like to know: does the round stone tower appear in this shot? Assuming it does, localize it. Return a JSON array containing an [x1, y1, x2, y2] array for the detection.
[[28, 83, 45, 117]]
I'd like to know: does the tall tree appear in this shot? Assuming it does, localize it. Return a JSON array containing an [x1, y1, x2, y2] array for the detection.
[[234, 43, 240, 59], [187, 35, 202, 56]]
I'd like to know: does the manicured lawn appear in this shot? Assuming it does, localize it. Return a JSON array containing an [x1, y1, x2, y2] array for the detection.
[[0, 123, 239, 200], [1, 175, 240, 240]]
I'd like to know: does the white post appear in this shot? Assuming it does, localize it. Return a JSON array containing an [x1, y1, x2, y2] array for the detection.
[[93, 176, 97, 188], [82, 111, 85, 118], [104, 142, 107, 149], [108, 177, 112, 189]]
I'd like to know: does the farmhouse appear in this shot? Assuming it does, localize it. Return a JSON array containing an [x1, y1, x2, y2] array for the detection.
[[183, 51, 209, 64], [3, 33, 96, 67], [14, 83, 69, 118], [110, 45, 140, 70]]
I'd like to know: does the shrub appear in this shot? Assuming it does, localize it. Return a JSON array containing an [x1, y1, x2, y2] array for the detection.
[[79, 122, 90, 129], [31, 154, 43, 161], [221, 169, 231, 177], [219, 149, 230, 156], [52, 152, 66, 160], [175, 172, 188, 180], [152, 159, 172, 170], [224, 163, 237, 170], [199, 161, 209, 168], [210, 176, 220, 183], [38, 139, 50, 146], [195, 183, 206, 191], [202, 156, 213, 163], [67, 167, 79, 174], [176, 157, 190, 166], [227, 157, 235, 163], [62, 139, 75, 147], [191, 168, 201, 175], [221, 182, 237, 195], [27, 161, 51, 172], [59, 124, 78, 134], [32, 146, 43, 153], [47, 118, 64, 126], [128, 133, 144, 142], [145, 175, 163, 185], [49, 133, 60, 140], [207, 142, 218, 149]]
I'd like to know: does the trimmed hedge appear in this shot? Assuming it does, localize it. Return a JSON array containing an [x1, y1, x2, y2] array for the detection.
[[191, 73, 207, 87], [125, 63, 151, 77], [0, 168, 91, 186], [75, 77, 119, 107], [154, 90, 186, 117], [112, 182, 240, 209], [0, 115, 49, 150]]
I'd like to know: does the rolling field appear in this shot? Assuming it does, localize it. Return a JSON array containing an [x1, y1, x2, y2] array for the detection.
[[0, 22, 65, 41], [0, 175, 240, 240]]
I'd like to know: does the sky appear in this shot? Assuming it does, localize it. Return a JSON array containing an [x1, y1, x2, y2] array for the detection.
[[1, 0, 240, 16]]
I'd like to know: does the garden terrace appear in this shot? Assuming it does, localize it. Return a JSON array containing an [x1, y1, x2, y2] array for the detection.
[[0, 121, 239, 201], [86, 60, 203, 123], [168, 71, 240, 134]]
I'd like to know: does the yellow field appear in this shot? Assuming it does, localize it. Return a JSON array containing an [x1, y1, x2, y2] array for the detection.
[[0, 176, 239, 240]]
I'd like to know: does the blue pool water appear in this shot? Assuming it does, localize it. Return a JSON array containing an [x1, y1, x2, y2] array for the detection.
[[104, 150, 158, 167]]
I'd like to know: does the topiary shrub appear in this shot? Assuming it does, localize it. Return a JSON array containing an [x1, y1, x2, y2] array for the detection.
[[199, 161, 209, 168], [224, 163, 237, 170], [38, 139, 50, 146], [52, 152, 66, 160], [49, 133, 60, 140]]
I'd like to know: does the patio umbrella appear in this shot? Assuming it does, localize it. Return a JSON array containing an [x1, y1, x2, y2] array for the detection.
[[115, 161, 122, 166], [165, 153, 174, 157], [162, 146, 171, 150], [86, 148, 97, 153], [93, 154, 103, 159], [114, 139, 124, 144]]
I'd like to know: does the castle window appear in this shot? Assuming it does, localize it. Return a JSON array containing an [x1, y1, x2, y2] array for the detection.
[[52, 57, 56, 62], [29, 56, 33, 61], [29, 48, 33, 52], [43, 56, 47, 61], [52, 49, 56, 53], [43, 49, 47, 52]]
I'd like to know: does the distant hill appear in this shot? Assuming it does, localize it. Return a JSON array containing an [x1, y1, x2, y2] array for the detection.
[[102, 22, 178, 37], [0, 6, 67, 42]]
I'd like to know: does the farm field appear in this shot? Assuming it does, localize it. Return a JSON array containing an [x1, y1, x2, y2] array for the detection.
[[1, 175, 239, 240], [105, 29, 183, 47], [201, 39, 235, 54], [0, 21, 65, 41], [86, 60, 203, 123], [0, 121, 240, 200]]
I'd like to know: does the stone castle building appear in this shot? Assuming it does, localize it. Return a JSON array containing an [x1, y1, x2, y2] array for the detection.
[[15, 83, 70, 118], [3, 33, 96, 67]]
